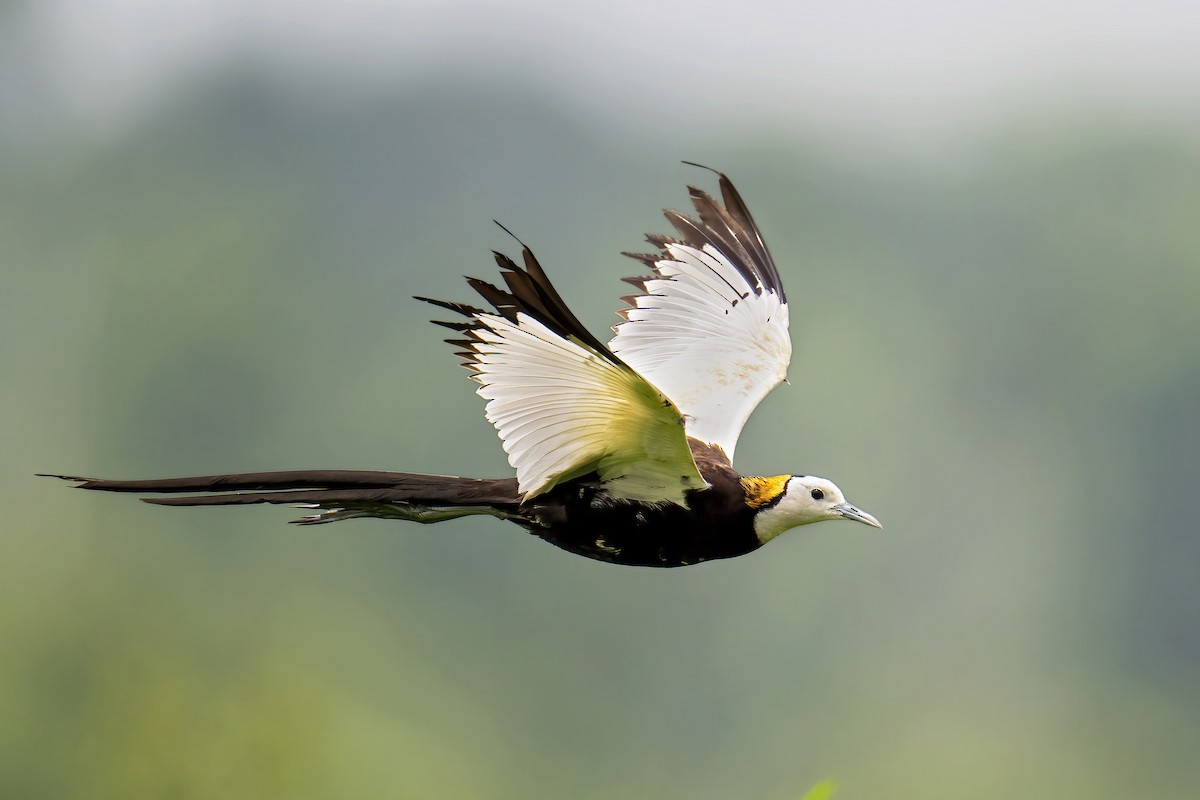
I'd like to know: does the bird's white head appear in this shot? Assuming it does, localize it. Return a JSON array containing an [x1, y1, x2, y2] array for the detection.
[[751, 475, 882, 544]]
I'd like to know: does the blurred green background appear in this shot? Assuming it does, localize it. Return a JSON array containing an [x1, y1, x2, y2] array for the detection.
[[3, 1, 1199, 798]]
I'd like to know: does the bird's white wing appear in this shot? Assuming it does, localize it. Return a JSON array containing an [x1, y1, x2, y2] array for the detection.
[[610, 171, 791, 461], [420, 248, 706, 504]]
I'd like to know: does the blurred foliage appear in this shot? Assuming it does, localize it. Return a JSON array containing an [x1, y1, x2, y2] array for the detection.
[[801, 781, 837, 800], [3, 72, 1199, 799]]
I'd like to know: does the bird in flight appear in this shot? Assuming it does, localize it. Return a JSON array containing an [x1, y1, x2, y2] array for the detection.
[[45, 165, 880, 568]]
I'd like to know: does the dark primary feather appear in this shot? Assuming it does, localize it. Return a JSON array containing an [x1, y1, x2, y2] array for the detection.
[[418, 245, 623, 368], [622, 169, 785, 302]]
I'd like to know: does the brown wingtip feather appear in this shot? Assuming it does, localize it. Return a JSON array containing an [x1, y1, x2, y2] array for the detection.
[[422, 239, 624, 371], [620, 170, 786, 304], [680, 160, 723, 176]]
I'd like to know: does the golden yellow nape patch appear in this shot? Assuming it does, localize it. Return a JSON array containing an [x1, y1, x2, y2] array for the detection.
[[740, 475, 791, 509]]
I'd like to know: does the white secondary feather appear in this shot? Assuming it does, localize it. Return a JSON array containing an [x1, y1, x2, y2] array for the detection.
[[467, 312, 706, 503], [609, 242, 791, 459]]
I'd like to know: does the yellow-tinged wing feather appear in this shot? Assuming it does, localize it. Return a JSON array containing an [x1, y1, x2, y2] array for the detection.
[[469, 312, 706, 503]]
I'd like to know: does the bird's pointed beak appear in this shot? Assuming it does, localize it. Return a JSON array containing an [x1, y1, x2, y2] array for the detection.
[[834, 502, 882, 529]]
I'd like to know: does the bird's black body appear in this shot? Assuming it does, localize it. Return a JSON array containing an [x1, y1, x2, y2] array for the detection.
[[524, 443, 761, 566], [526, 490, 760, 567]]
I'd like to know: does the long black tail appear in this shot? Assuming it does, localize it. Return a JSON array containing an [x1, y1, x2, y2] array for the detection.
[[40, 470, 523, 526]]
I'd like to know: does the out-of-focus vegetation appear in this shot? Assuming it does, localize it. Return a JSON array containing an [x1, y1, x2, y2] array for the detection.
[[4, 45, 1199, 800], [801, 780, 837, 800]]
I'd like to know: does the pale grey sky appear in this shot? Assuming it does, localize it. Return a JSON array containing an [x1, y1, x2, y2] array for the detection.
[[9, 0, 1200, 148]]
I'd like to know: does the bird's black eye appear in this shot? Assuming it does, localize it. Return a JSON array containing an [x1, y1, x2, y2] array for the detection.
[[810, 488, 825, 501]]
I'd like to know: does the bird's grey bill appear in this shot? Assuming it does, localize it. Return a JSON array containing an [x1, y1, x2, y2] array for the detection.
[[835, 502, 882, 529]]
